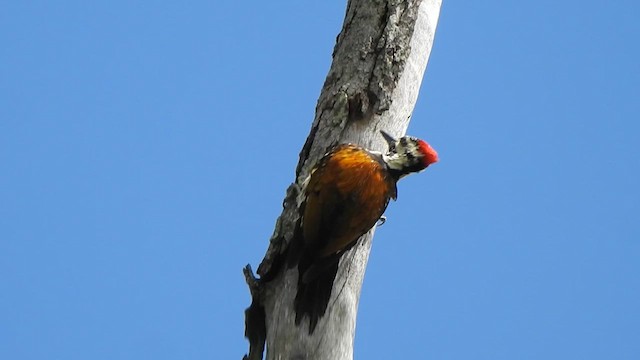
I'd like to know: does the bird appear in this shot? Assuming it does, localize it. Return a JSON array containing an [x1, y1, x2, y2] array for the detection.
[[286, 130, 439, 333]]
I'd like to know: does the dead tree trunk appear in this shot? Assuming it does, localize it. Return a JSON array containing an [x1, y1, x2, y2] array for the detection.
[[243, 1, 442, 359]]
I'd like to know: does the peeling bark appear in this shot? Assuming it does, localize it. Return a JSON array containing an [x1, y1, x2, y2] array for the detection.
[[244, 1, 442, 359]]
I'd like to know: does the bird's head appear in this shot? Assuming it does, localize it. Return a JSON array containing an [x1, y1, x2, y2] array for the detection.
[[380, 130, 438, 177]]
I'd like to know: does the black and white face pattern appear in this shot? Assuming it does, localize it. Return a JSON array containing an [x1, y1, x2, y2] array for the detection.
[[382, 136, 425, 175]]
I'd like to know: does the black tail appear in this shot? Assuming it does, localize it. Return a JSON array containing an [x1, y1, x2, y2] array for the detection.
[[286, 218, 347, 334], [294, 256, 340, 334]]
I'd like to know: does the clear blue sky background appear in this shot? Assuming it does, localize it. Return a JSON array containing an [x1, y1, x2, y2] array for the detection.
[[2, 1, 639, 359]]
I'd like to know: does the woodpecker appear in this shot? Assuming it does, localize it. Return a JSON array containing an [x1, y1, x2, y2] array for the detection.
[[286, 130, 439, 333]]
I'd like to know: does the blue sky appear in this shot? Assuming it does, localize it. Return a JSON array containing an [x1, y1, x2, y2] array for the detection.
[[2, 1, 639, 359]]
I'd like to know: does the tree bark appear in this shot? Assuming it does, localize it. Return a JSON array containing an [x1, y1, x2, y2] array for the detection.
[[244, 1, 442, 359]]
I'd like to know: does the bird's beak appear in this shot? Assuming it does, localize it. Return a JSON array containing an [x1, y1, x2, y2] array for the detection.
[[380, 130, 397, 150]]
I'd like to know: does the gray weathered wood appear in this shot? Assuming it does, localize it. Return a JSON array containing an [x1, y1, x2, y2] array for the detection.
[[244, 1, 442, 359]]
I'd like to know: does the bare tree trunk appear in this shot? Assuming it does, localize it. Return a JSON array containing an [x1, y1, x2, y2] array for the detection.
[[243, 1, 442, 359]]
